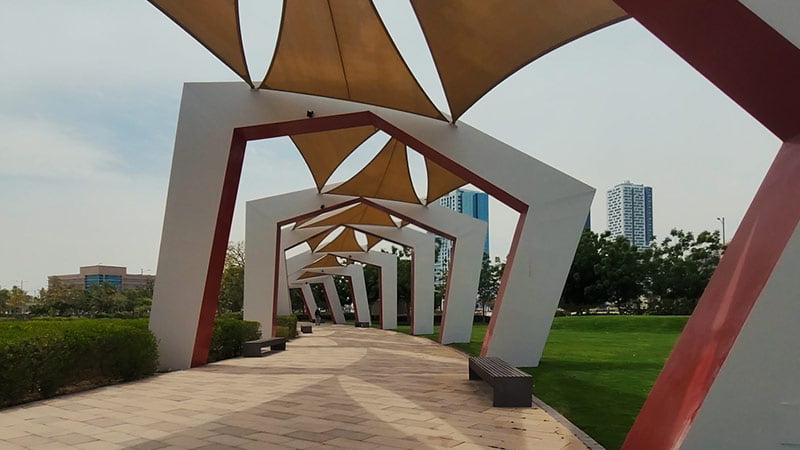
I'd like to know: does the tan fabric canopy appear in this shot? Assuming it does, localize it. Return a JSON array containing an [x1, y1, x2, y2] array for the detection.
[[305, 254, 343, 269], [317, 228, 364, 253], [424, 157, 467, 204], [299, 203, 397, 228], [297, 271, 326, 280], [148, 0, 252, 87], [365, 233, 382, 250], [411, 0, 627, 121], [261, 0, 444, 120], [328, 138, 421, 204], [291, 126, 377, 191], [305, 229, 330, 251]]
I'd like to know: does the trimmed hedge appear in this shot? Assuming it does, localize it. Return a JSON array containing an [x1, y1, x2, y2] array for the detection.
[[0, 319, 157, 407], [275, 314, 298, 339], [207, 318, 261, 362]]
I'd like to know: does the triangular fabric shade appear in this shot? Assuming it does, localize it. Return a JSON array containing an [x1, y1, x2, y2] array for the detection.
[[261, 0, 444, 120], [305, 254, 343, 269], [317, 228, 364, 253], [425, 157, 467, 204], [299, 203, 397, 228], [411, 0, 626, 121], [365, 234, 382, 250], [291, 126, 377, 191], [297, 271, 327, 280], [329, 138, 422, 204], [305, 230, 330, 251], [148, 0, 252, 87]]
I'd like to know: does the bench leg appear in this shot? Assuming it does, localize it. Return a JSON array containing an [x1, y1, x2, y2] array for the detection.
[[272, 342, 286, 351], [469, 367, 481, 380]]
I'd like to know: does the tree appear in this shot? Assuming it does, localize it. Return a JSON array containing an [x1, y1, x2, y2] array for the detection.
[[6, 286, 31, 313], [585, 232, 648, 313], [476, 254, 503, 321], [218, 241, 245, 314], [560, 230, 604, 313], [646, 229, 722, 315], [0, 288, 9, 313]]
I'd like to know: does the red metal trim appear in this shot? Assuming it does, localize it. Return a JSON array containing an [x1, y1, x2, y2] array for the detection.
[[347, 276, 359, 322], [409, 252, 416, 335], [191, 133, 246, 367], [481, 210, 527, 356], [319, 279, 339, 324], [297, 287, 312, 322], [612, 0, 800, 141], [191, 110, 529, 365], [623, 140, 800, 449]]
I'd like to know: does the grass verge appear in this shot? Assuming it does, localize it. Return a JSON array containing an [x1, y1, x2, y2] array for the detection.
[[395, 315, 687, 449]]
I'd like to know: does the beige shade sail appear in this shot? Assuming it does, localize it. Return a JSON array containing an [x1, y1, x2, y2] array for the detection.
[[365, 233, 382, 250], [305, 230, 331, 251], [148, 0, 252, 87], [291, 125, 377, 191], [329, 138, 422, 204], [305, 254, 343, 269], [411, 0, 627, 121], [317, 228, 364, 253], [297, 271, 326, 280], [261, 0, 444, 120], [300, 203, 397, 228], [424, 157, 467, 204]]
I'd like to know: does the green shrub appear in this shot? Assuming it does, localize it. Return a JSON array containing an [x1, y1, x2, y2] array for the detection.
[[0, 319, 157, 407], [275, 315, 298, 339], [273, 325, 290, 338], [207, 318, 261, 363]]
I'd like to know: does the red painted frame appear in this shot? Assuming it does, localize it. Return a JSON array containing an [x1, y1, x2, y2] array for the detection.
[[191, 111, 527, 367]]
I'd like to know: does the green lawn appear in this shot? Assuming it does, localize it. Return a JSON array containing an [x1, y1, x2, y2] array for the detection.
[[395, 315, 687, 449]]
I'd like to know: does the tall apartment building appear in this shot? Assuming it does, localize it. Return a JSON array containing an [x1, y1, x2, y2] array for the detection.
[[435, 189, 489, 281], [48, 265, 155, 291], [607, 181, 653, 248]]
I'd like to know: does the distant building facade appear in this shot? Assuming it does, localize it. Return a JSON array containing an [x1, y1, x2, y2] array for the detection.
[[435, 188, 489, 281], [48, 265, 154, 291], [607, 181, 653, 247]]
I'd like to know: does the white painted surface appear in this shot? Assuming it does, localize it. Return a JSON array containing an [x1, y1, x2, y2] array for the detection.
[[153, 83, 591, 368], [322, 277, 346, 324], [681, 220, 800, 449]]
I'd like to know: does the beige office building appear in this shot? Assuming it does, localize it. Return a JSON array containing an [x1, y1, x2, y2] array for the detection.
[[48, 265, 154, 291]]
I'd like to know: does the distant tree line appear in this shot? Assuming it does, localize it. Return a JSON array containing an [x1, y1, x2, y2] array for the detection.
[[560, 229, 723, 315], [15, 281, 154, 318]]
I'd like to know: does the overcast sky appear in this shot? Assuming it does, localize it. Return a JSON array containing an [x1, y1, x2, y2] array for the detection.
[[0, 1, 780, 293]]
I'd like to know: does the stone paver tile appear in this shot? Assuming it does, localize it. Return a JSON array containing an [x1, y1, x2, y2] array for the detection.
[[121, 438, 168, 450], [51, 432, 97, 445], [205, 433, 256, 447], [364, 435, 423, 449], [162, 435, 211, 449], [285, 430, 337, 443], [325, 428, 374, 441], [325, 437, 380, 449], [76, 441, 123, 450], [91, 430, 138, 443], [7, 434, 56, 447], [245, 432, 294, 444]]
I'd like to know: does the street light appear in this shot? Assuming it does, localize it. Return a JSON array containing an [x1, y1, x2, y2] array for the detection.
[[716, 217, 726, 245]]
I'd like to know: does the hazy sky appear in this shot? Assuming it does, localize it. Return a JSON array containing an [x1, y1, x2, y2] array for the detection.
[[0, 1, 780, 293]]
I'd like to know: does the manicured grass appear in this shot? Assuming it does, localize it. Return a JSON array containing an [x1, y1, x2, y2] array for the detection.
[[395, 315, 688, 449]]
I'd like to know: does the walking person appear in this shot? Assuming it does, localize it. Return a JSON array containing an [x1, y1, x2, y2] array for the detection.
[[314, 308, 322, 326]]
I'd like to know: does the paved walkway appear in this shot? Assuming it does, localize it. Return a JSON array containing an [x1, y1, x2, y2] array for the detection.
[[0, 325, 588, 449]]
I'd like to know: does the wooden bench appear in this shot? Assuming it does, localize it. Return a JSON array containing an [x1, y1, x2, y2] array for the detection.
[[354, 321, 370, 328], [300, 325, 312, 334], [468, 356, 532, 407], [242, 337, 287, 357]]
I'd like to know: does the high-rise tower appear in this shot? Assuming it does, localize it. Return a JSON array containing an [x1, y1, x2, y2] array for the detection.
[[607, 181, 653, 247]]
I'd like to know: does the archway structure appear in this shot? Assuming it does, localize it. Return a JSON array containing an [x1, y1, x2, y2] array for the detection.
[[249, 189, 485, 339], [146, 1, 800, 448]]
